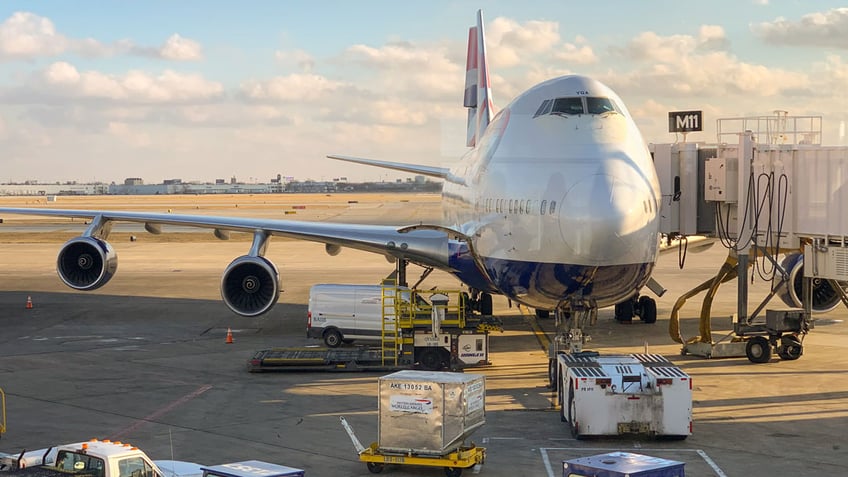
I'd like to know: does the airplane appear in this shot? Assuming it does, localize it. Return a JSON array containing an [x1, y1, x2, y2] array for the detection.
[[0, 10, 662, 345]]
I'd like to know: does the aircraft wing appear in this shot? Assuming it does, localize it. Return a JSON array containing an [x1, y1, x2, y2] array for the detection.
[[327, 155, 466, 185], [0, 207, 451, 269]]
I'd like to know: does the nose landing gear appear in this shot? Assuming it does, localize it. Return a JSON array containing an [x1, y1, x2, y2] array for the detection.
[[614, 295, 658, 323]]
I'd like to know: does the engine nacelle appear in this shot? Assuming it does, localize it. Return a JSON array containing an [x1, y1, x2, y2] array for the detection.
[[778, 253, 847, 313], [57, 237, 118, 290], [221, 256, 280, 317]]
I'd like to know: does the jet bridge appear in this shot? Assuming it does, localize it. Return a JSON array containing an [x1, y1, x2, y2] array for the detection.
[[654, 112, 848, 362]]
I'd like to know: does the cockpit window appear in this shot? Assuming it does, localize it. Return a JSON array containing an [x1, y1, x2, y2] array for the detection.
[[586, 97, 617, 114], [551, 97, 584, 115], [533, 99, 553, 118], [537, 96, 621, 118]]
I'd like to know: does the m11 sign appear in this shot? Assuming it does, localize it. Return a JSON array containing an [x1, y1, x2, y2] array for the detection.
[[668, 110, 703, 132]]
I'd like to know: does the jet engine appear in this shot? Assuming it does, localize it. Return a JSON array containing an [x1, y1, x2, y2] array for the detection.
[[778, 253, 847, 313], [221, 256, 280, 317], [57, 237, 118, 290]]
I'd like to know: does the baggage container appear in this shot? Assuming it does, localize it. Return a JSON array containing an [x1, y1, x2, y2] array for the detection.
[[378, 370, 485, 455]]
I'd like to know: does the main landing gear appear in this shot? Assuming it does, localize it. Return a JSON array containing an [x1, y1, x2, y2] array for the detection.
[[614, 294, 657, 323], [469, 289, 493, 316]]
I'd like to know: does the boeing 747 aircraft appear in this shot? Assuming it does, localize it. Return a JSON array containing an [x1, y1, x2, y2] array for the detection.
[[0, 11, 662, 344]]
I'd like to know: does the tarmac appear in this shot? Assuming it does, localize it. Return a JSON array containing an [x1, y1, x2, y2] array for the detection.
[[0, 194, 847, 476]]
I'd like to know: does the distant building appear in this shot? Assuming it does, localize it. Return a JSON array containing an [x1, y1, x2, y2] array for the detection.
[[124, 178, 144, 185]]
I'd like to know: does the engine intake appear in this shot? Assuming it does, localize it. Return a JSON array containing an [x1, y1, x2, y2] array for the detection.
[[57, 237, 118, 290], [221, 256, 280, 317], [778, 253, 848, 313]]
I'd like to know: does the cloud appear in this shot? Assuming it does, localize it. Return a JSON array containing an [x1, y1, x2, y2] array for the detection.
[[753, 8, 848, 48], [619, 25, 728, 63], [240, 73, 347, 102], [0, 12, 69, 59], [342, 41, 462, 99], [0, 11, 203, 61], [553, 40, 597, 65], [275, 48, 315, 72], [159, 34, 202, 61], [486, 17, 560, 68], [28, 61, 224, 103]]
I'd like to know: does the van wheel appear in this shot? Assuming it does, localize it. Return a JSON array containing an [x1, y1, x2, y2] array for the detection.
[[324, 329, 343, 348]]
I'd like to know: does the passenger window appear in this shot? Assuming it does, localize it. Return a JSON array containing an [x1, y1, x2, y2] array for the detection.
[[549, 201, 557, 215], [540, 200, 547, 215], [508, 199, 514, 214], [551, 97, 584, 115]]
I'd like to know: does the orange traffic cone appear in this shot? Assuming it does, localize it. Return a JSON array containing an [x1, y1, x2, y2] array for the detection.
[[26, 296, 33, 309], [225, 328, 234, 344]]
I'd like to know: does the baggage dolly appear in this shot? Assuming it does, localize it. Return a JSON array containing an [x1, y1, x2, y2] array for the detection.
[[340, 416, 485, 476]]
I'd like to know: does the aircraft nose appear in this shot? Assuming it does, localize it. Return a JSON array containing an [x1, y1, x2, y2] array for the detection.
[[558, 173, 656, 264]]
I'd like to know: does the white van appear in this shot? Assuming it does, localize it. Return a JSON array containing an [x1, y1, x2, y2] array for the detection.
[[307, 284, 388, 347]]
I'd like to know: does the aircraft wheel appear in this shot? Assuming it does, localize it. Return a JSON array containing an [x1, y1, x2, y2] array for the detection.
[[323, 329, 343, 348], [638, 296, 657, 324], [480, 293, 493, 315], [745, 336, 772, 363], [777, 336, 803, 360], [614, 299, 634, 322], [366, 462, 384, 474]]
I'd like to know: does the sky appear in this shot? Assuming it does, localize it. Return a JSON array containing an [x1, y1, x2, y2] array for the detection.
[[0, 0, 847, 184]]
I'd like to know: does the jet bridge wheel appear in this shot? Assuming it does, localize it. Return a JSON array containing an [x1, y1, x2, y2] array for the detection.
[[745, 336, 772, 363], [777, 335, 803, 360]]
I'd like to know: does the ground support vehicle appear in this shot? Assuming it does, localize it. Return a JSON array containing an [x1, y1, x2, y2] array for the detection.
[[555, 352, 692, 439], [1, 439, 177, 477], [680, 308, 810, 363], [340, 370, 486, 476], [0, 440, 303, 477], [250, 282, 499, 372]]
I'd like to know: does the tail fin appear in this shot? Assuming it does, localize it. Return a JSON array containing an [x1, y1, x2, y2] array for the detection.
[[464, 9, 494, 147]]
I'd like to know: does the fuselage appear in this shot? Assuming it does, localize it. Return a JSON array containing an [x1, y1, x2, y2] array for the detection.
[[443, 75, 661, 310]]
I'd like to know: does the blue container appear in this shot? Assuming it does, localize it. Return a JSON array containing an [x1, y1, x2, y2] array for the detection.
[[563, 452, 684, 477]]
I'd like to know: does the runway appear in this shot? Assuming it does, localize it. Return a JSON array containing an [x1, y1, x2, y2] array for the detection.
[[1, 194, 847, 476]]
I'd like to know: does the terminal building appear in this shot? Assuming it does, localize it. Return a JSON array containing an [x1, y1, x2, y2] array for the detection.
[[0, 175, 440, 196]]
